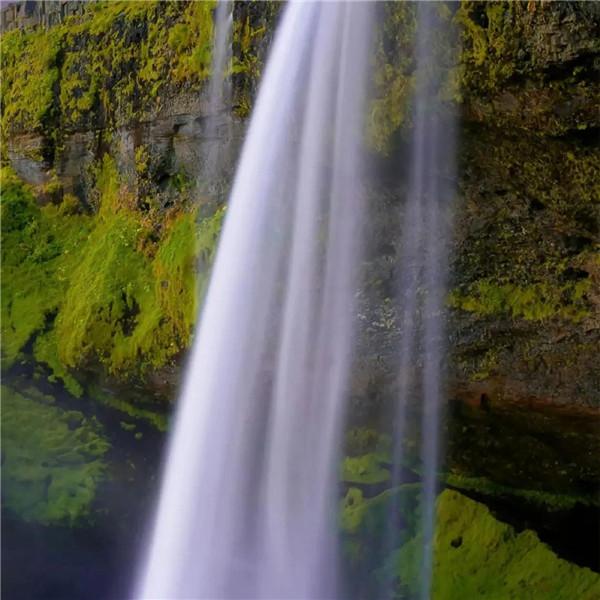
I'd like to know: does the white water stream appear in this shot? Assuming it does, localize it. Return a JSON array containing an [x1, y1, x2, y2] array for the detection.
[[136, 2, 373, 598]]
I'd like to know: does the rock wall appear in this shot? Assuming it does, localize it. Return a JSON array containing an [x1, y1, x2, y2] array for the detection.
[[357, 1, 600, 412], [1, 1, 598, 414], [0, 1, 88, 33], [1, 1, 282, 406]]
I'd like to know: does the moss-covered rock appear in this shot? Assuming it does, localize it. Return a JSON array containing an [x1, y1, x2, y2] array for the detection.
[[0, 166, 92, 394], [389, 489, 600, 599], [1, 161, 223, 399], [448, 125, 600, 407], [1, 385, 110, 525], [1, 1, 239, 407], [368, 1, 599, 153], [0, 1, 275, 136], [340, 479, 600, 598], [0, 25, 62, 149], [457, 1, 600, 134], [1, 0, 598, 543]]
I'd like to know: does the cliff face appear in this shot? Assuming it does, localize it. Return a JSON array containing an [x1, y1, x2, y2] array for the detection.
[[1, 1, 279, 402], [1, 4, 600, 589], [2, 1, 278, 195], [1, 0, 599, 493], [358, 1, 600, 409], [452, 2, 599, 409]]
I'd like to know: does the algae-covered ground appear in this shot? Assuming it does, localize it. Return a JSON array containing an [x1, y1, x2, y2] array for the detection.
[[339, 483, 600, 599], [1, 375, 165, 599], [1, 385, 109, 525], [338, 426, 600, 598]]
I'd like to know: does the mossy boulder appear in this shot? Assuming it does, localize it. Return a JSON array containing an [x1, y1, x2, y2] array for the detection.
[[389, 489, 600, 599], [340, 483, 600, 599], [1, 385, 110, 525]]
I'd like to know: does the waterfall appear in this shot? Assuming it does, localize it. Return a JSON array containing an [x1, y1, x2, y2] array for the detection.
[[383, 4, 457, 599], [203, 0, 233, 189], [135, 2, 374, 598]]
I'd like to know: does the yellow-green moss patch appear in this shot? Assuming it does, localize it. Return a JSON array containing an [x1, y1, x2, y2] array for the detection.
[[2, 158, 224, 398], [391, 489, 600, 599]]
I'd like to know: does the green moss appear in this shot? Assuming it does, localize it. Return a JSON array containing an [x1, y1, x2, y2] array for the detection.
[[54, 155, 218, 376], [0, 0, 280, 137], [1, 167, 91, 382], [1, 2, 221, 135], [167, 1, 215, 84], [339, 483, 422, 589], [59, 1, 163, 128], [55, 156, 156, 372], [449, 279, 592, 322], [33, 330, 84, 397], [390, 489, 600, 599], [1, 385, 110, 525], [455, 2, 599, 134], [230, 12, 270, 117], [342, 428, 397, 484], [342, 453, 391, 486], [89, 385, 167, 432], [340, 485, 421, 538], [346, 427, 388, 455], [2, 160, 223, 394], [452, 131, 599, 331], [367, 3, 459, 155], [367, 3, 416, 155], [455, 2, 519, 94], [134, 145, 151, 176], [368, 2, 599, 151], [0, 28, 62, 134]]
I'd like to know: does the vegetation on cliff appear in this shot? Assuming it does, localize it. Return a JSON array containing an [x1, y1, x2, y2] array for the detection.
[[1, 167, 92, 394], [449, 126, 599, 404], [0, 26, 61, 140], [2, 0, 597, 404], [0, 0, 273, 401], [0, 0, 598, 595], [0, 0, 274, 139], [369, 1, 599, 154], [456, 1, 599, 134], [1, 163, 222, 398]]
